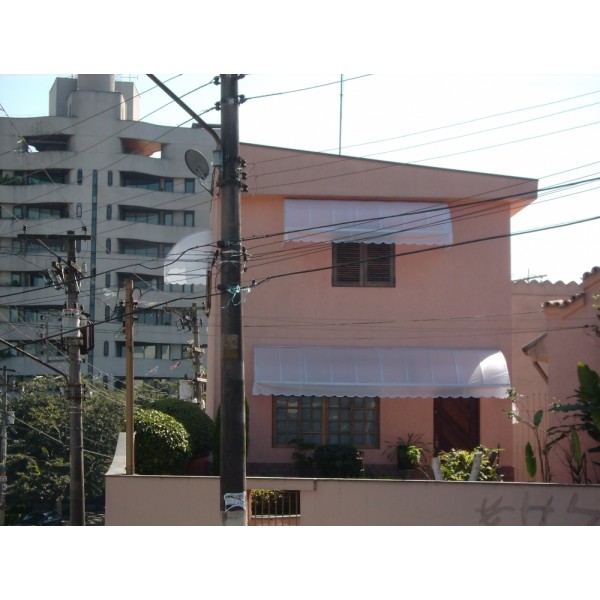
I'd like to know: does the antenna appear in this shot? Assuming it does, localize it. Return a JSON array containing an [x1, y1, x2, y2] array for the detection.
[[185, 149, 213, 194], [185, 149, 210, 179]]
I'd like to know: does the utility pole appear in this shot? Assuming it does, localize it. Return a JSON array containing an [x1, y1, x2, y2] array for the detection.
[[125, 280, 135, 475], [190, 303, 204, 406], [19, 230, 90, 526], [63, 232, 86, 526], [218, 74, 247, 525], [0, 366, 15, 526]]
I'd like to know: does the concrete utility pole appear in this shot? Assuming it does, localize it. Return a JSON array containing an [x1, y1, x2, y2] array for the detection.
[[19, 230, 90, 526], [63, 232, 87, 526], [218, 75, 247, 525], [0, 366, 15, 526]]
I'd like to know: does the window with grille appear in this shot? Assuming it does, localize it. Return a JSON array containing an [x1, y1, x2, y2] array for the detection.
[[332, 242, 395, 287], [273, 395, 379, 448]]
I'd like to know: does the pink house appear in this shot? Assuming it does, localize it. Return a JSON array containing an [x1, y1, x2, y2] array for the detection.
[[206, 144, 538, 479], [520, 267, 600, 483]]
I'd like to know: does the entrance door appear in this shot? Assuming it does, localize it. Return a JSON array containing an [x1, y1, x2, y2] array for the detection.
[[434, 397, 480, 454]]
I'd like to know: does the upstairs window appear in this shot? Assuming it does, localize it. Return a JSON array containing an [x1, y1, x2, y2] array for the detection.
[[332, 242, 395, 287]]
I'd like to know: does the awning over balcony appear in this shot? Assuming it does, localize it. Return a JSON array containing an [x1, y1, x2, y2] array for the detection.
[[283, 199, 452, 245], [253, 346, 510, 399]]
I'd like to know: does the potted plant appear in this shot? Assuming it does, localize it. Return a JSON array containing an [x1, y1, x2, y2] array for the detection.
[[384, 433, 426, 474]]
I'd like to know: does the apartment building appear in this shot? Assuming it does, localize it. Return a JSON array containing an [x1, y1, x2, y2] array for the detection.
[[0, 75, 217, 390]]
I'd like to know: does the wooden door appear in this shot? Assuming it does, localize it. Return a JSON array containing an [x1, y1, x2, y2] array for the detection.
[[434, 397, 480, 454]]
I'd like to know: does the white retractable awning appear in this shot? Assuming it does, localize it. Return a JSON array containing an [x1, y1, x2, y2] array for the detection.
[[284, 199, 452, 245], [253, 346, 510, 399]]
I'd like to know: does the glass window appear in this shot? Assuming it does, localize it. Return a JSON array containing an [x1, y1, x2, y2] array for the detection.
[[184, 211, 195, 227], [106, 238, 111, 253], [107, 171, 113, 186], [77, 169, 83, 185], [163, 178, 174, 192], [185, 178, 195, 193], [106, 204, 112, 220], [273, 396, 379, 448]]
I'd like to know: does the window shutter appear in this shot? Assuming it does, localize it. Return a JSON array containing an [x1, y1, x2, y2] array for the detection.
[[334, 243, 361, 284], [366, 243, 394, 285]]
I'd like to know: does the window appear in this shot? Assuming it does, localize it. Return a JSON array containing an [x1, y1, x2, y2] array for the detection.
[[121, 172, 175, 192], [7, 169, 68, 185], [107, 171, 113, 186], [184, 211, 195, 227], [120, 206, 173, 225], [136, 309, 172, 326], [105, 238, 111, 253], [116, 342, 171, 360], [332, 242, 395, 287], [273, 395, 379, 448], [13, 203, 68, 220], [77, 169, 83, 185], [119, 239, 172, 258], [185, 178, 195, 193], [117, 273, 163, 291], [103, 341, 109, 357], [76, 203, 82, 217]]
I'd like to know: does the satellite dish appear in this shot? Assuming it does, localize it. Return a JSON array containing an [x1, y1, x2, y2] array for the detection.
[[185, 149, 210, 180]]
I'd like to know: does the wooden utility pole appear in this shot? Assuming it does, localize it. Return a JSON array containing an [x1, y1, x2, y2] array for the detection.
[[218, 75, 247, 525], [125, 280, 135, 475]]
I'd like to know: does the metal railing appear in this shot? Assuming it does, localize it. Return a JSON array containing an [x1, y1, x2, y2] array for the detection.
[[248, 489, 300, 526]]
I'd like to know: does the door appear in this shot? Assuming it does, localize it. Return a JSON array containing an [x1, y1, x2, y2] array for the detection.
[[434, 397, 480, 454]]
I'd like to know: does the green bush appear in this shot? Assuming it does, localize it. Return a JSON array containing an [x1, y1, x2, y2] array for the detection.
[[436, 446, 500, 481], [313, 444, 364, 478], [134, 409, 192, 475], [152, 398, 215, 457]]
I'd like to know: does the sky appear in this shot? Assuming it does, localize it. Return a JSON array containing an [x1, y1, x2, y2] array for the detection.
[[1, 72, 598, 283]]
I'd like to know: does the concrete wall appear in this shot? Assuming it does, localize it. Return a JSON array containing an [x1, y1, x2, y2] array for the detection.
[[105, 472, 600, 526]]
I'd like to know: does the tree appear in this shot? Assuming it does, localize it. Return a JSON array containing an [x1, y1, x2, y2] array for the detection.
[[152, 398, 215, 457], [134, 408, 191, 475], [6, 376, 124, 517]]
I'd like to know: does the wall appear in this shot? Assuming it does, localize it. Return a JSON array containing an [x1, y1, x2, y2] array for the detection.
[[105, 472, 600, 526]]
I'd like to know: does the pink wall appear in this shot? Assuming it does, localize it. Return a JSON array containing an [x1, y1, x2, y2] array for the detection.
[[544, 268, 600, 482]]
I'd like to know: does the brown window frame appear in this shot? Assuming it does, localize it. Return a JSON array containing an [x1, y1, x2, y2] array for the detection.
[[273, 395, 380, 449], [332, 242, 395, 287]]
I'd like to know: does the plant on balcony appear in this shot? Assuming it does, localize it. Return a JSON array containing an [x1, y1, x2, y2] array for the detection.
[[313, 444, 365, 478], [435, 446, 501, 481], [384, 433, 426, 470]]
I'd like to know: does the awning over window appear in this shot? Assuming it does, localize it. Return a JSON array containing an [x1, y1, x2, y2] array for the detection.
[[253, 346, 510, 399], [284, 199, 452, 245]]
